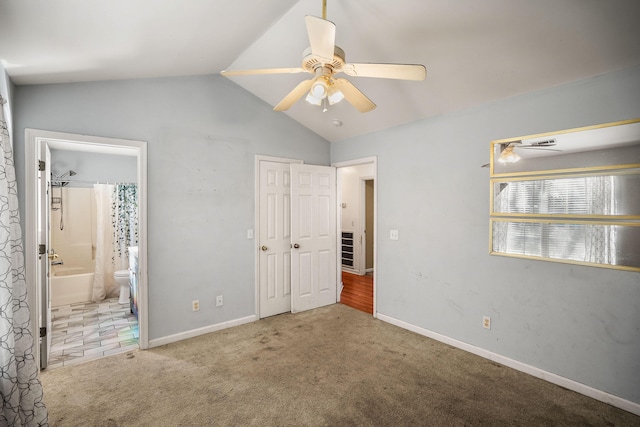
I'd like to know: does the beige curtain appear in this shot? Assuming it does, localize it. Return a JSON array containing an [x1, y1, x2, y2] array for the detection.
[[92, 184, 118, 301]]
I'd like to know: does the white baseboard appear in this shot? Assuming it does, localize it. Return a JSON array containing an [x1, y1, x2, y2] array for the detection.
[[376, 313, 640, 416], [148, 314, 257, 348]]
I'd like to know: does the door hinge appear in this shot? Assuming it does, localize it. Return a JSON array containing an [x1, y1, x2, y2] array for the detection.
[[38, 244, 46, 255], [38, 160, 46, 172], [40, 327, 46, 338]]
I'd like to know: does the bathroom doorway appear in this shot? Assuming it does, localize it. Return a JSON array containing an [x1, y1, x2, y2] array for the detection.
[[25, 129, 148, 370], [48, 153, 139, 368]]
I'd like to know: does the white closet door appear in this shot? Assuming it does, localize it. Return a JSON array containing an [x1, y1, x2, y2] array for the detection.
[[258, 161, 293, 318], [290, 164, 337, 313]]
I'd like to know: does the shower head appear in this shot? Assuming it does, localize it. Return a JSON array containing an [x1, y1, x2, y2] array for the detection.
[[52, 170, 78, 187]]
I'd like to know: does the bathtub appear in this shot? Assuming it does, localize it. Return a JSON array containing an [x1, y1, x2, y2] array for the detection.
[[51, 265, 94, 307]]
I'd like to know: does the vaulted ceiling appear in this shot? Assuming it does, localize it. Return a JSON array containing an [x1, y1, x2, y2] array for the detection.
[[2, 0, 639, 142]]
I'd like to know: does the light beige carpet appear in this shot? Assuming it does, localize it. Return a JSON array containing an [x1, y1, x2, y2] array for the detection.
[[40, 304, 639, 426]]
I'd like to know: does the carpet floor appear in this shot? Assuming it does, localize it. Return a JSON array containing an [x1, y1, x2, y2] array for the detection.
[[39, 304, 640, 426]]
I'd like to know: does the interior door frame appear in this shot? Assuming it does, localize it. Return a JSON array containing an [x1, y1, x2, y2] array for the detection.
[[38, 144, 52, 368], [25, 129, 149, 369], [254, 155, 303, 317], [360, 176, 375, 275], [333, 156, 378, 317]]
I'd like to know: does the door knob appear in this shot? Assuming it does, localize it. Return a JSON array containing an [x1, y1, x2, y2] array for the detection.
[[261, 245, 268, 251], [48, 253, 58, 260], [293, 243, 300, 249]]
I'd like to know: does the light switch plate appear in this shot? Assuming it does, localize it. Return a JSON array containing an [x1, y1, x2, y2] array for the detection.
[[390, 229, 399, 240], [247, 229, 254, 239]]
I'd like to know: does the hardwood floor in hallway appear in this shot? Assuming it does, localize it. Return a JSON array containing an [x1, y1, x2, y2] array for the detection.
[[340, 271, 373, 314]]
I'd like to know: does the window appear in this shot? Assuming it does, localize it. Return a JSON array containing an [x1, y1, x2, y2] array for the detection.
[[489, 119, 640, 272]]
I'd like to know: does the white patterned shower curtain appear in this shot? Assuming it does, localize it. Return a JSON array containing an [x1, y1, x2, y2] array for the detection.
[[0, 97, 48, 425], [92, 184, 137, 301]]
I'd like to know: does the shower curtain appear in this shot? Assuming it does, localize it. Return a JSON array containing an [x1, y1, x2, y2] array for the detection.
[[113, 184, 138, 264], [92, 184, 117, 301], [92, 184, 138, 301], [0, 97, 48, 424]]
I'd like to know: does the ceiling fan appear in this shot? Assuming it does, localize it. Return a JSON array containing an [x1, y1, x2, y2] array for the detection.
[[482, 138, 563, 167], [221, 0, 426, 113], [498, 138, 562, 164]]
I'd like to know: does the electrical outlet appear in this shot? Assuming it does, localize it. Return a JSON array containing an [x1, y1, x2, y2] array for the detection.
[[192, 300, 200, 312], [483, 316, 491, 330], [390, 229, 399, 240], [216, 295, 223, 307]]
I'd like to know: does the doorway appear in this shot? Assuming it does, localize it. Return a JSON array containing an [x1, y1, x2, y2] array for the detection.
[[364, 179, 374, 273], [254, 155, 376, 319], [334, 157, 377, 316], [24, 129, 148, 370], [255, 156, 338, 318]]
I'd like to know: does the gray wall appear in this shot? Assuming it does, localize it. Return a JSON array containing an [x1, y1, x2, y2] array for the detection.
[[50, 150, 138, 187], [1, 63, 14, 141], [13, 75, 330, 340], [331, 65, 640, 404], [11, 63, 640, 405]]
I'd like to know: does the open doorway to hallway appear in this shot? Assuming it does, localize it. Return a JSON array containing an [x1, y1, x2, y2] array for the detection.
[[340, 271, 373, 314], [335, 159, 376, 315]]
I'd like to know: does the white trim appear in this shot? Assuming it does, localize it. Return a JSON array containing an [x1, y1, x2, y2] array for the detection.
[[332, 157, 378, 318], [137, 142, 149, 350], [332, 157, 377, 168], [377, 313, 640, 416], [336, 168, 344, 293], [25, 129, 149, 370], [254, 155, 303, 318], [148, 315, 257, 348], [24, 129, 39, 366], [359, 175, 374, 275]]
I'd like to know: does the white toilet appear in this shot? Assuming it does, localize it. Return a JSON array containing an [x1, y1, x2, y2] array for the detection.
[[114, 269, 130, 304]]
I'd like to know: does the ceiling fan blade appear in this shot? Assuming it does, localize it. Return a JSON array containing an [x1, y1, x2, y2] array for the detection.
[[273, 79, 314, 111], [221, 67, 305, 77], [343, 63, 427, 81], [518, 147, 563, 152], [334, 78, 376, 113], [305, 15, 336, 62]]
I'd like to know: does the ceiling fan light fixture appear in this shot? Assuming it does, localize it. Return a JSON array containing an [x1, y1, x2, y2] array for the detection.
[[305, 92, 323, 106], [305, 77, 330, 107], [498, 145, 521, 164], [327, 84, 344, 105], [310, 78, 328, 99]]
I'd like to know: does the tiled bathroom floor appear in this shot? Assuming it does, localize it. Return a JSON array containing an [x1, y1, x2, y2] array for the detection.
[[48, 298, 139, 370]]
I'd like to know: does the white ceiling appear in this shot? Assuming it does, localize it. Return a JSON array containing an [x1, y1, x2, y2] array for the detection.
[[2, 0, 640, 142]]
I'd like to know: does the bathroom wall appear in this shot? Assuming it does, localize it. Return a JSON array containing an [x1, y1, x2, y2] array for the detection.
[[51, 150, 138, 187], [50, 187, 95, 271], [50, 149, 137, 273]]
